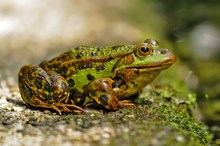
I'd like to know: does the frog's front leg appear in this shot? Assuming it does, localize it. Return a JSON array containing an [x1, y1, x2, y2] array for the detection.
[[87, 78, 135, 111], [18, 65, 85, 115]]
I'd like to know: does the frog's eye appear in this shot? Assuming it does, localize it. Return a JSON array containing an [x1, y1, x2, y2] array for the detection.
[[136, 43, 153, 57], [144, 39, 159, 47]]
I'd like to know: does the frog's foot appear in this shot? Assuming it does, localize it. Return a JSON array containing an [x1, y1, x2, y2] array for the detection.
[[118, 100, 136, 108], [53, 103, 86, 115]]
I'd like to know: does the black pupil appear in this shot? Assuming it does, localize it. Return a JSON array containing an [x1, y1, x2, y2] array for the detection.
[[141, 46, 149, 53]]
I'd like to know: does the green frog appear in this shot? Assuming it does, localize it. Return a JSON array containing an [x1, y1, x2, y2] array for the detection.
[[18, 39, 176, 115]]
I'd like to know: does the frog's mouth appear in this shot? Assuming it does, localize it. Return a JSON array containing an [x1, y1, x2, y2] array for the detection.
[[126, 58, 176, 71], [130, 59, 175, 69]]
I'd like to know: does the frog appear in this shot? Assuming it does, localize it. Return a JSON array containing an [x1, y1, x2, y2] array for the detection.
[[18, 39, 176, 115]]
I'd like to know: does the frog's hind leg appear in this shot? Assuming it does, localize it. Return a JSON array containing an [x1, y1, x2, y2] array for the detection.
[[18, 65, 84, 115]]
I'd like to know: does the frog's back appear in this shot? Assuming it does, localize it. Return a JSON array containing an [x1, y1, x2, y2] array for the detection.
[[41, 45, 134, 69], [63, 45, 134, 60], [39, 45, 134, 87]]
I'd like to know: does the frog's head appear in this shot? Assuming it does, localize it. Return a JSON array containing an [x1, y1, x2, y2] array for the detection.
[[114, 39, 176, 96], [127, 39, 176, 71]]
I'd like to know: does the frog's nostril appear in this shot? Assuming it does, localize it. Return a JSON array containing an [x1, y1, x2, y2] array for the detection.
[[160, 49, 168, 54]]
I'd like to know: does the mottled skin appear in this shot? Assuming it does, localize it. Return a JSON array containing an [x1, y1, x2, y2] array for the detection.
[[18, 39, 176, 115]]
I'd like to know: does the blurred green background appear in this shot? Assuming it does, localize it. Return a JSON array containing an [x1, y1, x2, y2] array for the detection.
[[0, 0, 219, 142]]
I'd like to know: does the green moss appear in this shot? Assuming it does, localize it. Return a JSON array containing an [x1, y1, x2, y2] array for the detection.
[[151, 104, 212, 145], [131, 83, 213, 145]]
